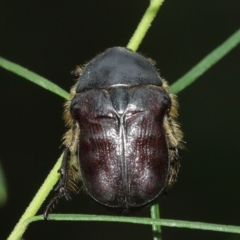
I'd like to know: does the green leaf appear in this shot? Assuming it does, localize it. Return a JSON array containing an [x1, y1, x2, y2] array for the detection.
[[0, 57, 69, 100], [170, 28, 240, 94]]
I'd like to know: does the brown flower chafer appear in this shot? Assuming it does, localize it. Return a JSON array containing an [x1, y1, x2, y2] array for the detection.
[[44, 47, 183, 219]]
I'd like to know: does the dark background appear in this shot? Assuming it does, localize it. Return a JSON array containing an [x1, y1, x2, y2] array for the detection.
[[0, 1, 240, 240]]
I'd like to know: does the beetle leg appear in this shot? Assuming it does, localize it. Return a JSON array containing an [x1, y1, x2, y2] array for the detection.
[[43, 147, 71, 220]]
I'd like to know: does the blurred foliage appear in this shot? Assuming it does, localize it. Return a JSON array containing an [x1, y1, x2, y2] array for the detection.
[[0, 161, 7, 207]]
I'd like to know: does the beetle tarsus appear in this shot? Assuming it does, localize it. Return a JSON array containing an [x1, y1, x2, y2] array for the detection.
[[43, 188, 67, 220]]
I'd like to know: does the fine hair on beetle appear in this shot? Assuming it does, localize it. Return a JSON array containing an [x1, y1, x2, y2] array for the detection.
[[44, 47, 184, 220]]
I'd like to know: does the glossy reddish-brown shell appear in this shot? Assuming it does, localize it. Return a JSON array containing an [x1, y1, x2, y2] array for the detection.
[[70, 47, 171, 213]]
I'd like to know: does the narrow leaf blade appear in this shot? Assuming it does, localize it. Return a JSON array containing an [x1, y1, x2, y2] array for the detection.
[[0, 57, 69, 99]]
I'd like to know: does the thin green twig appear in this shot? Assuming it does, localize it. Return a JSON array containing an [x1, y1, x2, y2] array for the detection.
[[22, 214, 240, 235], [127, 0, 164, 52], [7, 154, 63, 240], [0, 57, 69, 100], [170, 28, 240, 94], [151, 203, 162, 240]]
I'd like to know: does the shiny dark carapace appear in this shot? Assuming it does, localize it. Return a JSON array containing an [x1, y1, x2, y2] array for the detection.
[[44, 47, 182, 219], [71, 47, 171, 213]]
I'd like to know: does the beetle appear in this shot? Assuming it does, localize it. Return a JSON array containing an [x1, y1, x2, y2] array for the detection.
[[44, 47, 183, 219]]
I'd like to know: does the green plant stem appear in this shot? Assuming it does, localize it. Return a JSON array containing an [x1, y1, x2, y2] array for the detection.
[[7, 154, 63, 240], [151, 203, 162, 240], [0, 57, 69, 100], [127, 0, 164, 52], [170, 28, 240, 94], [24, 214, 240, 235]]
